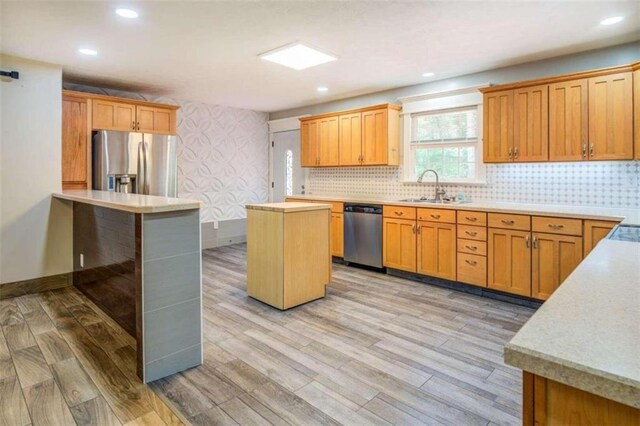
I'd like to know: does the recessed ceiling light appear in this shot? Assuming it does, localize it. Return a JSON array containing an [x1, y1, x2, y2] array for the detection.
[[317, 87, 328, 92], [260, 43, 337, 70], [78, 48, 98, 56], [422, 72, 435, 77], [600, 16, 624, 25], [116, 8, 138, 18]]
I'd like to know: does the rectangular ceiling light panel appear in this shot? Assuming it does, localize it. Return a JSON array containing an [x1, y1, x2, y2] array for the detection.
[[260, 43, 337, 70]]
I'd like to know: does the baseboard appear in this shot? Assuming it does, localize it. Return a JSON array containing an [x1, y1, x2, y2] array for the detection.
[[203, 234, 246, 249], [201, 218, 247, 249], [0, 273, 73, 300]]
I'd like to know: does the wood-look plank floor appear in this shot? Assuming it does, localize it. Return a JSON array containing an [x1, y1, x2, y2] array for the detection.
[[0, 287, 185, 425], [153, 244, 535, 426]]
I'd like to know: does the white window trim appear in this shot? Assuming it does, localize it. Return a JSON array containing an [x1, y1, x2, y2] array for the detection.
[[399, 87, 486, 185]]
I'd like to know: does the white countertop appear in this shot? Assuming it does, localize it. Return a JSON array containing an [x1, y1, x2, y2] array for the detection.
[[53, 190, 202, 213], [246, 202, 331, 213]]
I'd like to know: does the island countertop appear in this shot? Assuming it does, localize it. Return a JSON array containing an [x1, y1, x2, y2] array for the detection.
[[53, 190, 202, 213], [246, 202, 332, 213]]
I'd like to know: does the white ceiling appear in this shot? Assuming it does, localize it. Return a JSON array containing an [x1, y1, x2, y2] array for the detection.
[[1, 1, 639, 112]]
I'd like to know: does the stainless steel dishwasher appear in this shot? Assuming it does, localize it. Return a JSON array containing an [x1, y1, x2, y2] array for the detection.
[[343, 204, 383, 268]]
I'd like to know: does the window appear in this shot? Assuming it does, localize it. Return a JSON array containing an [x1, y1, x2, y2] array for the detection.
[[285, 150, 293, 196], [407, 106, 483, 183]]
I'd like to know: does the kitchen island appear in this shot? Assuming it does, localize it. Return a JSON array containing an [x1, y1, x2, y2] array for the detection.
[[53, 190, 203, 383]]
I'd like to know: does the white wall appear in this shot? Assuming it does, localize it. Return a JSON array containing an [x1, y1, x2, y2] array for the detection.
[[0, 55, 73, 285]]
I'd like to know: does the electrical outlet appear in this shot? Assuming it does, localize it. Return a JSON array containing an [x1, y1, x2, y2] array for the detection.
[[80, 253, 84, 268], [213, 221, 219, 230]]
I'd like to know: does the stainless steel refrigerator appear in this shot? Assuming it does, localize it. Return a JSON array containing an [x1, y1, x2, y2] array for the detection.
[[93, 130, 178, 197]]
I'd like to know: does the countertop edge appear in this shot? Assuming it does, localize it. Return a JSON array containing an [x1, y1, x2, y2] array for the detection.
[[53, 192, 202, 214]]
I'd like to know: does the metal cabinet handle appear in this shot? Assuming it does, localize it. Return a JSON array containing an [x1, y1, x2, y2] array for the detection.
[[465, 216, 477, 222], [430, 214, 441, 219], [412, 224, 416, 234], [501, 219, 515, 225], [136, 121, 140, 130], [589, 144, 594, 157], [465, 259, 478, 266], [548, 224, 564, 230], [514, 147, 519, 159], [525, 234, 530, 248], [582, 144, 587, 159], [533, 235, 538, 249], [465, 231, 478, 236], [132, 121, 136, 130], [417, 225, 421, 234], [465, 245, 478, 251], [508, 147, 513, 160], [395, 211, 404, 216]]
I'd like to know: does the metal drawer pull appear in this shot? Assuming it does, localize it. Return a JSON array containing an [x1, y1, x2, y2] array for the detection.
[[430, 214, 441, 219], [412, 224, 416, 234], [465, 231, 478, 236], [525, 235, 530, 248], [465, 259, 478, 266], [501, 219, 515, 225], [395, 211, 404, 216], [533, 235, 539, 249], [465, 245, 478, 251], [465, 216, 477, 222], [548, 224, 564, 230]]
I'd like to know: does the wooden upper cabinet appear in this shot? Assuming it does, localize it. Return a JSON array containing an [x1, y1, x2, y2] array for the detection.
[[318, 116, 340, 166], [549, 79, 588, 161], [634, 68, 640, 160], [383, 218, 417, 272], [300, 119, 320, 166], [513, 85, 549, 162], [583, 220, 618, 256], [339, 113, 362, 166], [136, 105, 176, 134], [483, 90, 513, 163], [488, 228, 531, 297], [362, 108, 388, 165], [417, 221, 456, 281], [588, 72, 633, 160], [531, 233, 583, 300], [62, 94, 89, 189], [92, 99, 136, 131]]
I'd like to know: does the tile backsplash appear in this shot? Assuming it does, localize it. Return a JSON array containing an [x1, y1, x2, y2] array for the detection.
[[307, 162, 640, 208]]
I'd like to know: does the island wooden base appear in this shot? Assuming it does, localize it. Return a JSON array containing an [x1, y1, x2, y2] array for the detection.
[[523, 372, 640, 425]]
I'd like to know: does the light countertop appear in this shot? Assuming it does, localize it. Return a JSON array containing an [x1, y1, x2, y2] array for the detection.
[[246, 202, 331, 213], [53, 190, 202, 213]]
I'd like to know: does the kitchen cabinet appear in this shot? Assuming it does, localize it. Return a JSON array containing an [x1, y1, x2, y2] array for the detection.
[[383, 217, 417, 272], [319, 116, 340, 166], [301, 119, 320, 166], [531, 233, 583, 300], [92, 99, 136, 131], [483, 90, 513, 163], [362, 108, 391, 165], [62, 93, 89, 189], [339, 113, 362, 165], [549, 79, 588, 161], [513, 85, 549, 161], [634, 67, 640, 160], [136, 105, 176, 134], [583, 220, 618, 256], [331, 213, 344, 257], [457, 253, 487, 287], [488, 228, 532, 297], [417, 221, 456, 280]]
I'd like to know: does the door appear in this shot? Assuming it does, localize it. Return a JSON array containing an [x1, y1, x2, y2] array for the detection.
[[483, 90, 513, 162], [488, 229, 532, 296], [383, 218, 416, 272], [361, 108, 388, 165], [137, 105, 176, 134], [339, 113, 362, 165], [92, 99, 136, 131], [318, 116, 340, 166], [549, 79, 588, 161], [62, 95, 88, 188], [532, 233, 582, 300], [300, 120, 319, 166], [331, 213, 344, 257], [417, 221, 456, 280], [272, 130, 305, 202], [513, 85, 548, 162], [588, 72, 633, 160], [142, 134, 178, 197], [583, 220, 618, 256]]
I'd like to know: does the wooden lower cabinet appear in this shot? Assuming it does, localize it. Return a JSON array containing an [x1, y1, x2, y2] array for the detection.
[[383, 218, 416, 272], [583, 220, 618, 256], [531, 233, 583, 300], [488, 229, 532, 297], [523, 372, 640, 426], [457, 253, 487, 287], [331, 213, 344, 257], [417, 221, 456, 280]]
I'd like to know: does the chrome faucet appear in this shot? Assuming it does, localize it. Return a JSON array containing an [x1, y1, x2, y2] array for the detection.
[[417, 169, 446, 202]]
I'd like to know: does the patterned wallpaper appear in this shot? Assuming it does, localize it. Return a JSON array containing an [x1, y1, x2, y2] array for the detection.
[[64, 83, 269, 223], [307, 161, 640, 208]]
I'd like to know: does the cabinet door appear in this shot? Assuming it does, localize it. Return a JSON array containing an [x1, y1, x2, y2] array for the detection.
[[300, 120, 319, 166], [634, 69, 640, 160], [583, 220, 617, 256], [483, 90, 514, 163], [549, 79, 588, 161], [513, 85, 549, 162], [532, 233, 583, 300], [588, 72, 633, 160], [318, 116, 340, 166], [417, 222, 456, 280], [92, 99, 136, 131], [361, 108, 388, 165], [136, 105, 176, 134], [331, 213, 344, 257], [339, 113, 362, 165], [62, 95, 88, 188], [488, 229, 531, 297], [383, 218, 416, 272]]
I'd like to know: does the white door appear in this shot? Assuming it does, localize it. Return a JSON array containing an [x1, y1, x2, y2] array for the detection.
[[272, 130, 305, 202]]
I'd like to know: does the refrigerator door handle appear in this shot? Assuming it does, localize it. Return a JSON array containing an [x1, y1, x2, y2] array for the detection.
[[143, 141, 150, 195], [137, 141, 145, 194]]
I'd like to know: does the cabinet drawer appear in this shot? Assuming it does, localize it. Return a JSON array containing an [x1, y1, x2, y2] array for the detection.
[[457, 211, 487, 226], [457, 239, 487, 256], [457, 253, 487, 287], [457, 225, 487, 241], [417, 208, 456, 224], [532, 216, 582, 236], [488, 213, 531, 231], [384, 205, 417, 220]]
